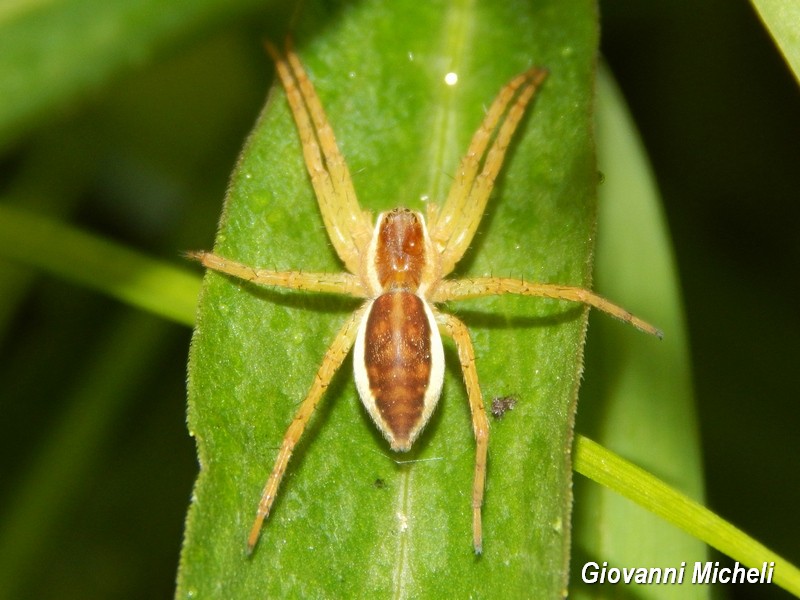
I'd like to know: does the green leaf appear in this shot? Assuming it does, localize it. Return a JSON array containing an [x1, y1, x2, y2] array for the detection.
[[750, 0, 800, 84], [179, 0, 601, 597], [571, 65, 708, 598]]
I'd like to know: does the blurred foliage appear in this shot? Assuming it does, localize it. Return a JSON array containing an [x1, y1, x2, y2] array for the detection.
[[0, 0, 797, 598], [600, 1, 800, 598]]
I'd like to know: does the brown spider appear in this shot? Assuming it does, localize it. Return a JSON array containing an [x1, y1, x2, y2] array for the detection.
[[189, 40, 661, 555]]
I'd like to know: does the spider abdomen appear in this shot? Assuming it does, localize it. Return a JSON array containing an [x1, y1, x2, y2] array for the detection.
[[353, 291, 444, 451]]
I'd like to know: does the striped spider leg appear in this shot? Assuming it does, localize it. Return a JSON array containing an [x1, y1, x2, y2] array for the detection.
[[190, 40, 662, 556]]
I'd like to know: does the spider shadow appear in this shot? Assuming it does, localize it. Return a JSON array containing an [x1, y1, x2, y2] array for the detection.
[[445, 302, 586, 331], [230, 275, 362, 315]]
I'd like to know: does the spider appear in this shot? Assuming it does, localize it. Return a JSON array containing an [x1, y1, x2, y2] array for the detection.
[[189, 40, 662, 556]]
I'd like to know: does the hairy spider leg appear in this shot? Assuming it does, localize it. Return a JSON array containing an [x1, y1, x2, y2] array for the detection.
[[420, 63, 663, 339], [187, 248, 369, 552], [426, 69, 532, 242], [266, 41, 373, 275], [247, 303, 368, 554], [428, 67, 549, 276], [434, 278, 663, 338], [186, 251, 367, 298], [436, 310, 489, 554]]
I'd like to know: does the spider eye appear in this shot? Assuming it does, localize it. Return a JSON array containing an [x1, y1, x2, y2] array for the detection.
[[402, 232, 421, 255]]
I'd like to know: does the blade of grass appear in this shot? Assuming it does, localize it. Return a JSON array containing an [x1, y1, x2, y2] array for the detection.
[[575, 435, 800, 597], [0, 204, 200, 326]]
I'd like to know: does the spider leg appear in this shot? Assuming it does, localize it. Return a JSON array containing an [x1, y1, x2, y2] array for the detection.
[[266, 41, 373, 275], [247, 302, 368, 554], [187, 251, 366, 297], [434, 277, 663, 338], [428, 67, 548, 276], [436, 310, 489, 554]]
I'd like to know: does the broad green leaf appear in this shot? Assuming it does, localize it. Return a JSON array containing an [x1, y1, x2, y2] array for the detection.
[[180, 0, 599, 597], [750, 0, 800, 84], [0, 0, 272, 149], [571, 66, 707, 598]]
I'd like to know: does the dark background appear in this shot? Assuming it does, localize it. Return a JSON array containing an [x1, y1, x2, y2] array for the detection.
[[602, 3, 799, 599]]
